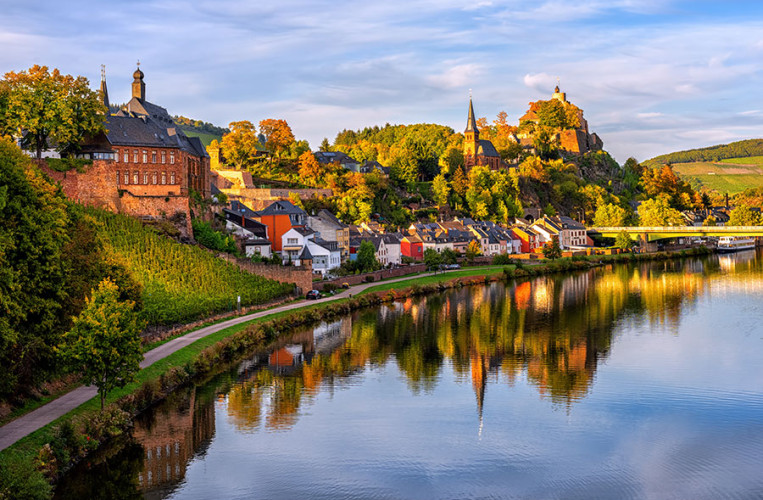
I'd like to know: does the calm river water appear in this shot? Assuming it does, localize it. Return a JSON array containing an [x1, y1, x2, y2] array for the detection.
[[56, 252, 763, 500]]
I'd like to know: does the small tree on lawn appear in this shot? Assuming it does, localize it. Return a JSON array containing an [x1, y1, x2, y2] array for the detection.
[[543, 237, 562, 260], [58, 278, 144, 410], [465, 240, 482, 263], [356, 240, 380, 273], [441, 248, 458, 265], [424, 248, 443, 271], [615, 230, 634, 250]]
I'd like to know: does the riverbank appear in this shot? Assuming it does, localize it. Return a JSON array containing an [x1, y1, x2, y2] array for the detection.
[[0, 246, 712, 499]]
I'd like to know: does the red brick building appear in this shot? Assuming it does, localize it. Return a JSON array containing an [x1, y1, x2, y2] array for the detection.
[[46, 66, 211, 234]]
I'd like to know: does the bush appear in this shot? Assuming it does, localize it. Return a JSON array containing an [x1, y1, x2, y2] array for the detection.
[[492, 254, 514, 265]]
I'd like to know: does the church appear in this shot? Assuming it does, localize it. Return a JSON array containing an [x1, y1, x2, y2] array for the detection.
[[463, 97, 502, 171]]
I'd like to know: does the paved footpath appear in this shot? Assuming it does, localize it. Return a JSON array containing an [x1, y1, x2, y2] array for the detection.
[[0, 270, 465, 451]]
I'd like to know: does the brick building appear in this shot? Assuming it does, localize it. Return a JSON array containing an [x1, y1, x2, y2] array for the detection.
[[45, 65, 211, 234]]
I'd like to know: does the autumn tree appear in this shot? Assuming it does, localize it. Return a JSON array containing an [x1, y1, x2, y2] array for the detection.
[[542, 237, 562, 260], [221, 121, 260, 169], [259, 118, 295, 159], [593, 203, 629, 227], [432, 173, 450, 207], [450, 165, 468, 198], [298, 151, 324, 186], [728, 204, 762, 226], [638, 196, 684, 226], [1, 65, 105, 159], [58, 279, 143, 410], [465, 239, 482, 263], [319, 137, 332, 152], [615, 230, 634, 249]]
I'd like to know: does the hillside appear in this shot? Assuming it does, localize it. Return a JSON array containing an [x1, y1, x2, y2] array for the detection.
[[92, 209, 294, 326], [644, 138, 763, 167], [172, 115, 228, 147]]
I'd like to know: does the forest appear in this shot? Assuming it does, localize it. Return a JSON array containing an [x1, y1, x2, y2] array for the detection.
[[644, 138, 763, 167]]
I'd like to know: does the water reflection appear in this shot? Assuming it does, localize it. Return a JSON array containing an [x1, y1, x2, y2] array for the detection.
[[54, 251, 763, 499]]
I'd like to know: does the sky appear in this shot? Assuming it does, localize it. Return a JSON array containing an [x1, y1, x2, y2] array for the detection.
[[2, 0, 763, 163]]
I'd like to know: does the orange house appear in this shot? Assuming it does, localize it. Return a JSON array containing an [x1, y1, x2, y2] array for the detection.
[[253, 200, 307, 252]]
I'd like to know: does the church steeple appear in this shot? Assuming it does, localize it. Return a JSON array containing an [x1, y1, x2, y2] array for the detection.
[[132, 61, 145, 101], [463, 93, 480, 163], [99, 64, 109, 110]]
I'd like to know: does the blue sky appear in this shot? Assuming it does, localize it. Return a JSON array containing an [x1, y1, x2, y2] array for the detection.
[[2, 0, 763, 162]]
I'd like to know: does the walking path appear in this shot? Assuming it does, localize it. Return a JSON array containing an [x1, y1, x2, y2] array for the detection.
[[0, 269, 465, 451]]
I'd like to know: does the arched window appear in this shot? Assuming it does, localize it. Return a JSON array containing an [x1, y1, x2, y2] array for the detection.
[[124, 171, 129, 185], [133, 171, 139, 184], [143, 171, 148, 184], [133, 150, 138, 163], [161, 151, 166, 164], [161, 171, 166, 185], [152, 151, 157, 163], [142, 150, 147, 163], [170, 151, 175, 165], [152, 171, 158, 184], [170, 171, 176, 184]]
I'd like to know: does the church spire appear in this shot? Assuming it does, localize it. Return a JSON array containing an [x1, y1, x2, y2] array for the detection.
[[99, 64, 109, 110], [465, 92, 478, 134]]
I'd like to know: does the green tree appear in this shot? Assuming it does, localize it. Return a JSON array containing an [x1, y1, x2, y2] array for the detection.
[[615, 230, 634, 249], [702, 215, 717, 226], [432, 173, 450, 207], [728, 204, 763, 226], [58, 278, 144, 410], [542, 237, 562, 260], [2, 65, 106, 159], [423, 248, 443, 271], [441, 248, 458, 265], [221, 121, 260, 169], [638, 196, 685, 226], [593, 203, 628, 227], [319, 137, 332, 152], [356, 240, 379, 273]]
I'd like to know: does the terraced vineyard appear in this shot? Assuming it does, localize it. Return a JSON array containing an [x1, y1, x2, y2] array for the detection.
[[92, 209, 294, 325], [672, 161, 763, 194]]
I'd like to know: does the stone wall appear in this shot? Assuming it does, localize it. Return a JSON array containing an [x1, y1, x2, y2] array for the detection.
[[221, 187, 334, 210], [316, 264, 428, 290], [214, 253, 314, 294], [38, 159, 193, 236]]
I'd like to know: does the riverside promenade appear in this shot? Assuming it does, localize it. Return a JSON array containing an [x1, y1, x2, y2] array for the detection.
[[0, 270, 458, 451]]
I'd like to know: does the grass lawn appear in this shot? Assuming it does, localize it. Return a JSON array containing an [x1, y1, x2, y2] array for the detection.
[[359, 266, 513, 295]]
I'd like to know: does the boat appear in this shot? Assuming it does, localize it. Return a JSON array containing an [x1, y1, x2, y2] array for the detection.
[[717, 236, 756, 253]]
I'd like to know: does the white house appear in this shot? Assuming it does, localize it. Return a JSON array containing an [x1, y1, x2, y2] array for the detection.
[[281, 227, 341, 276]]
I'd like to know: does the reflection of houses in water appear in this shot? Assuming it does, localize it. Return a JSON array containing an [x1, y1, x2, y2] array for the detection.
[[135, 387, 215, 497]]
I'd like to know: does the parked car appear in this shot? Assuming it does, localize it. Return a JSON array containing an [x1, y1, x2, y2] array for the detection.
[[441, 263, 461, 270], [306, 290, 321, 300]]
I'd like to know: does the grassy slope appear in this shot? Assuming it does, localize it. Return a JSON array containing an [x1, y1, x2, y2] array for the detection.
[[672, 161, 763, 194], [718, 156, 763, 166], [180, 129, 221, 148]]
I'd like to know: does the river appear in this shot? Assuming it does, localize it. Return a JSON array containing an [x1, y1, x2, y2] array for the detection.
[[55, 251, 763, 499]]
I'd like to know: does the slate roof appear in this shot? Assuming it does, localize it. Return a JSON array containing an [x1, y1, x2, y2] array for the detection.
[[292, 226, 315, 237], [314, 151, 359, 165], [256, 200, 307, 216], [299, 246, 313, 260], [229, 200, 258, 218], [477, 140, 500, 158]]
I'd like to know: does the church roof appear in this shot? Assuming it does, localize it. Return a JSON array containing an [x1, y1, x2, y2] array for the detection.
[[477, 140, 500, 158], [465, 98, 478, 134]]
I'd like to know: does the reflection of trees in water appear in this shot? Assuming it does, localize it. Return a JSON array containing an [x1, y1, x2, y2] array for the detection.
[[223, 256, 726, 428]]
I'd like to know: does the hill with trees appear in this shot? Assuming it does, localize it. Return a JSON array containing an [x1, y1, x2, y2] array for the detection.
[[644, 139, 763, 167]]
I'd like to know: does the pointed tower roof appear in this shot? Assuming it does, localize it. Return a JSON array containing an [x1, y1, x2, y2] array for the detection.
[[99, 64, 109, 110], [465, 97, 478, 134]]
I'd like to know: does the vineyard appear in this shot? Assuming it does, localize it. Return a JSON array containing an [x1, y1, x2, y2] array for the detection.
[[91, 210, 294, 325]]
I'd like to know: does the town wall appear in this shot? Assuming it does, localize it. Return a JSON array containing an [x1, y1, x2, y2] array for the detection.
[[222, 188, 334, 210], [38, 159, 193, 236], [215, 253, 314, 294], [316, 264, 428, 290]]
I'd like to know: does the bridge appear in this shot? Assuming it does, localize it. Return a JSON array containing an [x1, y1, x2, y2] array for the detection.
[[588, 226, 763, 242]]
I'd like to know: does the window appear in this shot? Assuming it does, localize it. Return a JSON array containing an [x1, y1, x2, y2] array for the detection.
[[143, 171, 148, 184], [142, 150, 147, 163], [287, 238, 298, 245], [133, 150, 138, 163], [133, 171, 139, 184], [116, 171, 120, 185], [170, 172, 175, 184], [152, 171, 158, 184], [161, 171, 166, 185], [170, 152, 175, 164], [124, 172, 129, 185], [115, 149, 119, 162], [161, 151, 166, 164], [152, 151, 157, 163], [123, 151, 128, 162]]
